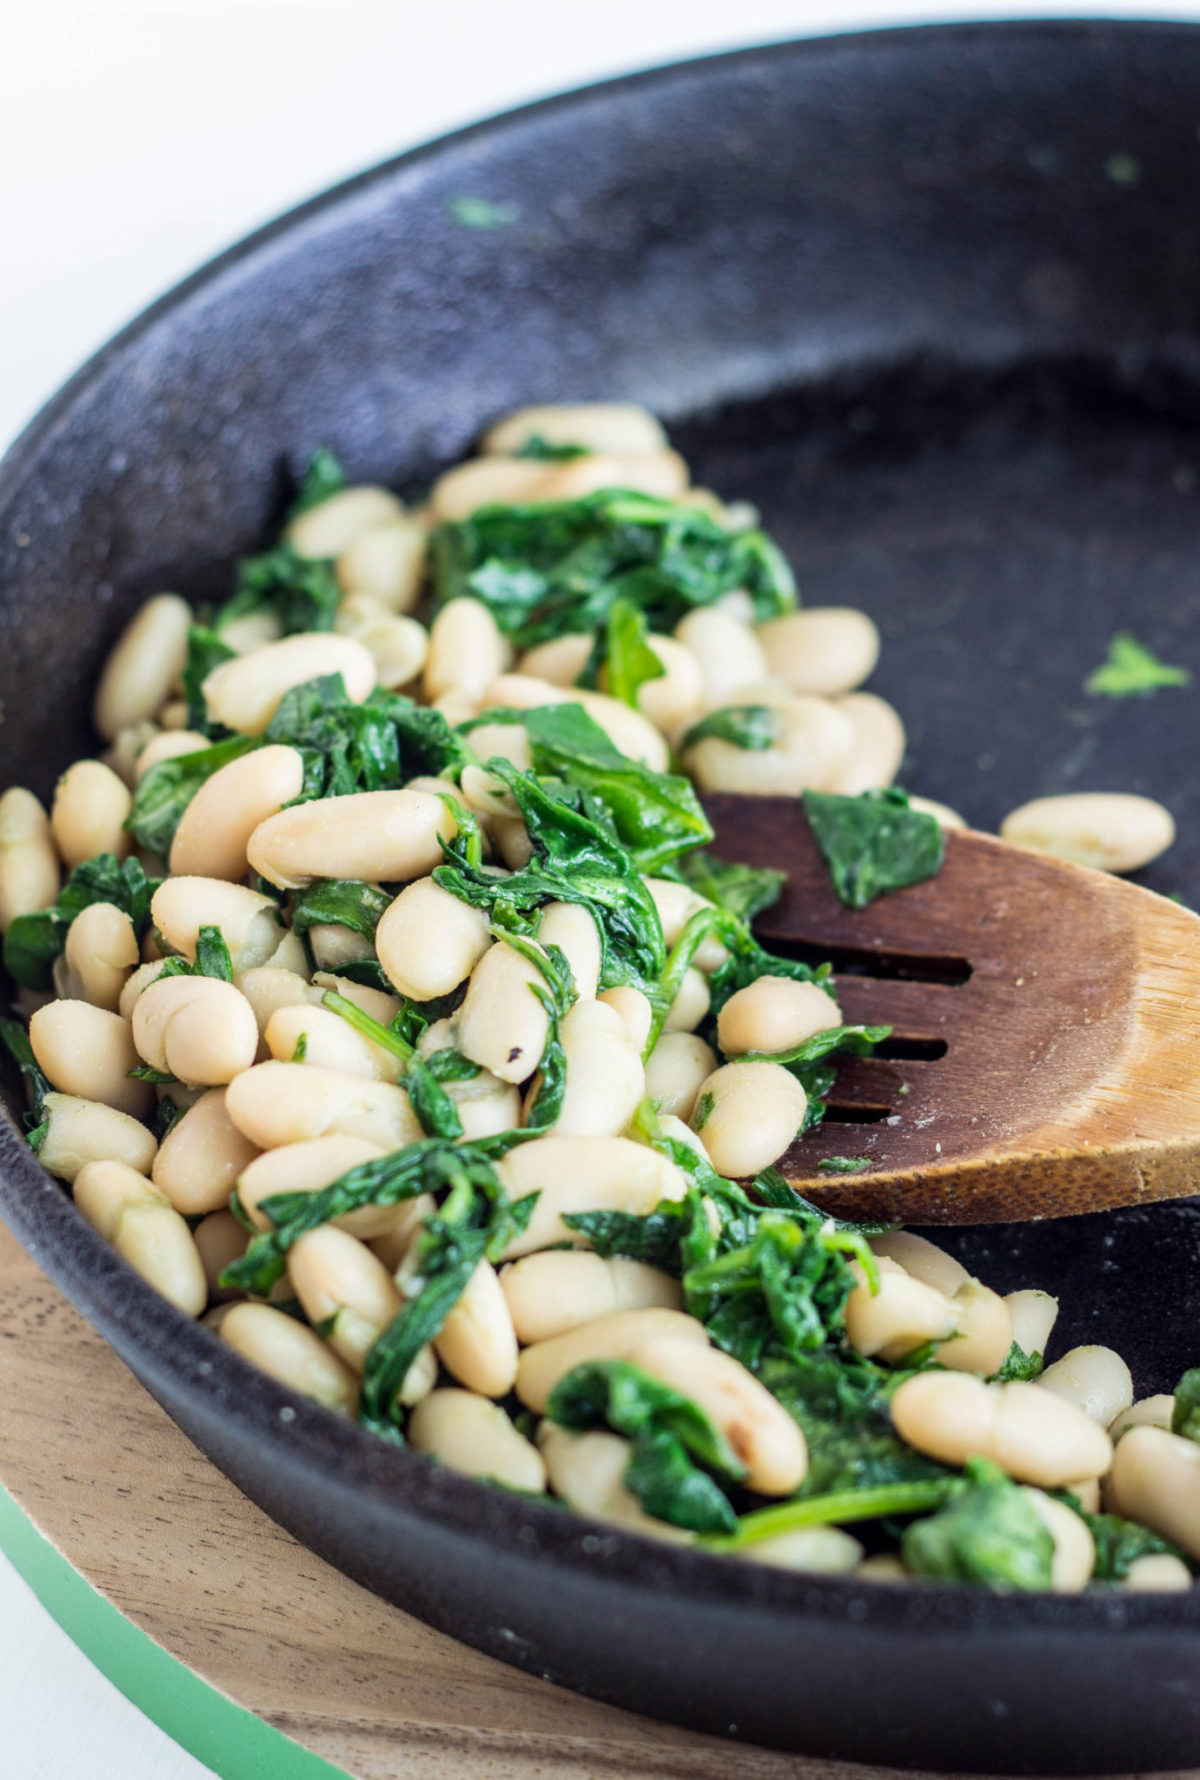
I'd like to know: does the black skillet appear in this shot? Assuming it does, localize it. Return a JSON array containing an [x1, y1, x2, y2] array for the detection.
[[3, 20, 1200, 1773]]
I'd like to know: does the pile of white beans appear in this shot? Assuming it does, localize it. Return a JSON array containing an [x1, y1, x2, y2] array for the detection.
[[0, 401, 1190, 1588]]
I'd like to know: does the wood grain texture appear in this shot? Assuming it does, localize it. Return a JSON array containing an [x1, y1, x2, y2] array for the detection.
[[706, 797, 1200, 1223]]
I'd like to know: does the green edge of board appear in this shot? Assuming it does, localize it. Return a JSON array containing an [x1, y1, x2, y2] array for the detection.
[[0, 1484, 349, 1780]]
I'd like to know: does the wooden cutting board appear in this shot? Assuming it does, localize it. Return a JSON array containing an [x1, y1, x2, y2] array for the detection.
[[0, 1218, 1164, 1780]]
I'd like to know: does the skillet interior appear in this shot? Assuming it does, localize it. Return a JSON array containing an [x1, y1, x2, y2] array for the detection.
[[3, 20, 1200, 1772]]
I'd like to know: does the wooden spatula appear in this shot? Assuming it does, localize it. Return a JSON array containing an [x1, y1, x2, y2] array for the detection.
[[703, 794, 1200, 1225]]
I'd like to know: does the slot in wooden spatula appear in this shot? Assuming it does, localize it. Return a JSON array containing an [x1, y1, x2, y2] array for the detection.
[[703, 794, 1200, 1225]]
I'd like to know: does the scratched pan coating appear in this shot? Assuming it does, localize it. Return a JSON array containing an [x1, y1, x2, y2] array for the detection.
[[4, 20, 1200, 1772]]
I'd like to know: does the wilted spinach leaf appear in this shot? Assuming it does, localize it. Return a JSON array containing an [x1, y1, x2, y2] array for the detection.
[[181, 624, 237, 731], [216, 542, 341, 637], [4, 853, 159, 991], [676, 849, 785, 923], [1173, 1368, 1200, 1443], [266, 674, 467, 800], [430, 488, 796, 649], [547, 1358, 744, 1534], [286, 448, 347, 520], [127, 732, 256, 857], [994, 1341, 1045, 1383], [604, 598, 665, 708], [680, 705, 781, 752], [290, 879, 392, 940], [802, 788, 943, 911], [902, 1458, 1055, 1588], [514, 436, 589, 462], [1084, 1511, 1185, 1582], [0, 1018, 52, 1145]]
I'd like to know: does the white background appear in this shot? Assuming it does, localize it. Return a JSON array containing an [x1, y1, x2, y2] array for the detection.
[[3, 2, 1199, 1775]]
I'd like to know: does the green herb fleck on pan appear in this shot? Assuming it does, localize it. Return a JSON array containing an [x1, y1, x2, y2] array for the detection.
[[448, 196, 521, 229], [803, 788, 944, 910], [1085, 630, 1191, 698], [817, 1156, 872, 1175]]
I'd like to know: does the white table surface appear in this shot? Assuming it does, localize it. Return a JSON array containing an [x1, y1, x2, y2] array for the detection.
[[3, 2, 1198, 1774]]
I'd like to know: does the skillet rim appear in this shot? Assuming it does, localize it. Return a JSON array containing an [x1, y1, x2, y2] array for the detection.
[[2, 12, 1200, 1649]]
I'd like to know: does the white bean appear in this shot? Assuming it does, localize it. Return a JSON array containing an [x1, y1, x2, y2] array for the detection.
[[74, 1159, 206, 1316], [104, 720, 159, 787], [826, 693, 906, 794], [336, 605, 428, 690], [265, 1003, 402, 1082], [51, 760, 132, 866], [538, 901, 601, 999], [93, 594, 193, 739], [515, 1308, 708, 1414], [692, 1060, 806, 1177], [1022, 1489, 1095, 1591], [219, 613, 283, 656], [37, 1092, 157, 1183], [518, 635, 593, 686], [335, 515, 427, 613], [1000, 792, 1175, 874], [151, 1086, 259, 1215], [536, 1422, 687, 1539], [168, 744, 306, 880], [409, 1390, 546, 1492], [935, 1281, 1015, 1377], [740, 1527, 864, 1573], [1004, 1288, 1060, 1358], [203, 633, 375, 735], [287, 1225, 403, 1374], [501, 1252, 682, 1345], [1038, 1346, 1134, 1426], [151, 877, 282, 970], [597, 985, 653, 1052], [237, 1134, 390, 1234], [456, 939, 550, 1084], [220, 1302, 358, 1414], [248, 788, 455, 890], [644, 1031, 718, 1121], [233, 967, 320, 1050], [431, 451, 686, 521], [633, 1331, 808, 1495], [374, 876, 491, 1001], [685, 696, 856, 796], [483, 403, 668, 458], [193, 1209, 247, 1304], [306, 924, 375, 969], [29, 1000, 150, 1118], [224, 1060, 423, 1151], [134, 729, 211, 780], [643, 878, 727, 972], [481, 674, 669, 772], [1109, 1426, 1200, 1561], [909, 795, 967, 830], [1122, 1553, 1193, 1591], [755, 608, 880, 698], [664, 967, 710, 1034], [845, 1258, 960, 1363], [890, 1373, 1113, 1486], [496, 1135, 688, 1259], [869, 1232, 970, 1297], [1109, 1395, 1175, 1442], [310, 972, 399, 1026], [532, 998, 644, 1138], [62, 901, 139, 1011], [674, 609, 767, 710], [433, 1261, 519, 1398], [0, 788, 59, 929], [286, 485, 403, 559], [424, 598, 512, 701], [131, 975, 259, 1087], [717, 976, 842, 1057]]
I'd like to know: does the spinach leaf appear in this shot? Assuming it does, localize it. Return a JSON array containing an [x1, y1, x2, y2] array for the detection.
[[1086, 630, 1191, 698], [547, 1358, 744, 1534], [127, 733, 256, 857], [434, 763, 665, 999], [605, 598, 665, 708], [993, 1341, 1045, 1382], [181, 624, 237, 730], [802, 788, 943, 911], [740, 1022, 892, 1071], [429, 488, 796, 649], [319, 988, 465, 1138], [266, 674, 467, 799], [1173, 1368, 1200, 1443], [519, 703, 711, 875], [562, 1202, 691, 1272], [676, 849, 785, 924], [1084, 1512, 1185, 1582], [761, 1351, 948, 1496], [0, 1018, 52, 1145], [902, 1457, 1055, 1589], [217, 542, 341, 637], [4, 853, 159, 991], [358, 1153, 538, 1436], [680, 705, 781, 753], [514, 436, 589, 462], [286, 448, 347, 520], [290, 880, 392, 940], [701, 1477, 956, 1553], [193, 925, 233, 982]]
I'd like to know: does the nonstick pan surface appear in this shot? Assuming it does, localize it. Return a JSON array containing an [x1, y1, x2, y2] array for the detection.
[[3, 20, 1200, 1772]]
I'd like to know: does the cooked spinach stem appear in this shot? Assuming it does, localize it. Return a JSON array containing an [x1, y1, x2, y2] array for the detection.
[[322, 989, 415, 1062], [700, 1479, 957, 1550]]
